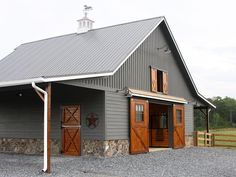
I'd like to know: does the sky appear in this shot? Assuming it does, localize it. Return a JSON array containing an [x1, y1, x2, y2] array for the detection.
[[0, 0, 235, 99]]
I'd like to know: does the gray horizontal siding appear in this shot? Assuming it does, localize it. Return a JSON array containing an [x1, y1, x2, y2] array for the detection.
[[185, 103, 194, 136], [105, 91, 129, 140], [0, 90, 50, 139], [50, 84, 105, 140], [0, 84, 105, 141]]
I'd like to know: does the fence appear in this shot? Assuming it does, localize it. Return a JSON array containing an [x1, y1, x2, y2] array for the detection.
[[194, 131, 236, 148]]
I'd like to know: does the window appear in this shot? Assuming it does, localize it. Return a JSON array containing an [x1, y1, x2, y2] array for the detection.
[[135, 104, 144, 122], [150, 67, 168, 94], [176, 109, 182, 124], [160, 113, 168, 128]]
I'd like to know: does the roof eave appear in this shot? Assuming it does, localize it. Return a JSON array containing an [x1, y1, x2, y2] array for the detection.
[[162, 17, 216, 109], [0, 72, 113, 88]]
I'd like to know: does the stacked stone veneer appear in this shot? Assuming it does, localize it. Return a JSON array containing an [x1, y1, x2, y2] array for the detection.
[[0, 138, 60, 155], [82, 139, 129, 157], [185, 135, 194, 147]]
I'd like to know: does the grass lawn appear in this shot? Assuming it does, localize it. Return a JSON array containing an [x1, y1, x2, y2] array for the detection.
[[210, 128, 236, 135], [210, 128, 236, 149]]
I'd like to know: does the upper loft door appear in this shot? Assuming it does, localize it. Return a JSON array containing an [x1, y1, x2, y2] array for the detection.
[[173, 104, 185, 148], [130, 98, 149, 154]]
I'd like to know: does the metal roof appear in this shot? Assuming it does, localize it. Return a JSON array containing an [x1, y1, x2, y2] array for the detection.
[[0, 17, 163, 83], [0, 16, 215, 108]]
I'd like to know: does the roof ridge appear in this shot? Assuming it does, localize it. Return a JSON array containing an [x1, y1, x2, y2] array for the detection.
[[90, 16, 164, 31], [20, 16, 164, 46]]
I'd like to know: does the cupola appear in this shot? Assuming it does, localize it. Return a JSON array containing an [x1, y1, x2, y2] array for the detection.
[[77, 5, 94, 34]]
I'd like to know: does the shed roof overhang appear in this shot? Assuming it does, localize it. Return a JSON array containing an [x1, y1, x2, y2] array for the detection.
[[127, 88, 188, 104]]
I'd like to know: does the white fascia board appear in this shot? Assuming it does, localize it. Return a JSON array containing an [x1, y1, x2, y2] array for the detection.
[[43, 72, 112, 82], [198, 93, 216, 109], [162, 18, 216, 109], [0, 72, 113, 88], [112, 17, 164, 74], [130, 93, 188, 104], [0, 78, 44, 88], [162, 18, 198, 92]]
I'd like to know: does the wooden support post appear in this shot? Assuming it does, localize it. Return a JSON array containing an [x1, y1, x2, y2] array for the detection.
[[195, 131, 198, 147], [204, 133, 206, 146], [46, 83, 51, 173], [212, 134, 215, 147], [206, 108, 209, 133]]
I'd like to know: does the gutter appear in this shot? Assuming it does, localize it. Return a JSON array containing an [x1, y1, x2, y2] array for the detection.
[[0, 72, 113, 88], [31, 82, 48, 172], [0, 78, 44, 88]]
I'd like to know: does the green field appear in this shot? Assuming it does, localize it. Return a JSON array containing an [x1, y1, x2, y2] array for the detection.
[[210, 128, 236, 149], [196, 128, 236, 149], [210, 128, 236, 135]]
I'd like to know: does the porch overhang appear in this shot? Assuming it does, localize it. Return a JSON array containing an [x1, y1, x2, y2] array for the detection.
[[127, 88, 187, 104]]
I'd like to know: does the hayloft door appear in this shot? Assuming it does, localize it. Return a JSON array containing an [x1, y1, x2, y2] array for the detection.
[[130, 98, 149, 154], [173, 104, 185, 148], [62, 106, 81, 156]]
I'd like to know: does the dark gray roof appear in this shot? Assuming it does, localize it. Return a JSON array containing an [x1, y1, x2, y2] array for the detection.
[[0, 17, 163, 83]]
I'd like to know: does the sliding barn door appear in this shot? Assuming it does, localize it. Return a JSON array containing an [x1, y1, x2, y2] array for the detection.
[[62, 106, 81, 156], [130, 98, 149, 154], [173, 104, 185, 148]]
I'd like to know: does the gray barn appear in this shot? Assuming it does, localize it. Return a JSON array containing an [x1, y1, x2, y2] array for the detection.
[[0, 16, 215, 159]]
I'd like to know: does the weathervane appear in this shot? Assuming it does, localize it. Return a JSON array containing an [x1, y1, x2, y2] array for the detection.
[[83, 5, 93, 17]]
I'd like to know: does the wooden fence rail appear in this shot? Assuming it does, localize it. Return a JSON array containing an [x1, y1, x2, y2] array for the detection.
[[194, 131, 236, 148]]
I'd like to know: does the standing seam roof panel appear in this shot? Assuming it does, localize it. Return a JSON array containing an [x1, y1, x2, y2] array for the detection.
[[0, 17, 163, 82]]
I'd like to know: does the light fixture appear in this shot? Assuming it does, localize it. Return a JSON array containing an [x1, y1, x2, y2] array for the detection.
[[164, 48, 171, 54], [157, 44, 171, 54], [18, 93, 23, 97]]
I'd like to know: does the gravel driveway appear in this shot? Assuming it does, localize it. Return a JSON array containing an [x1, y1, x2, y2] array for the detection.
[[0, 147, 236, 177]]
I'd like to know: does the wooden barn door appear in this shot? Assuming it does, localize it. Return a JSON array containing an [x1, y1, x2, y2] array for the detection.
[[130, 98, 149, 154], [173, 104, 185, 148], [62, 106, 81, 156]]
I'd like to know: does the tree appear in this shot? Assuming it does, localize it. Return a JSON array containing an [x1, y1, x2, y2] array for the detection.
[[194, 96, 236, 130]]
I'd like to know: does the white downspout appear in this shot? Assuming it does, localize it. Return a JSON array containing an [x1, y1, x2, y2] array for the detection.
[[32, 82, 48, 172]]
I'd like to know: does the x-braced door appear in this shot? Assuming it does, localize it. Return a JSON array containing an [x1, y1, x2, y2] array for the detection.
[[130, 98, 149, 154], [62, 106, 81, 156], [173, 104, 185, 148]]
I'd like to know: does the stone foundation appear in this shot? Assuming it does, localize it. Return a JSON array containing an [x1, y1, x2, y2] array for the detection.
[[0, 138, 60, 155], [82, 139, 129, 157], [185, 135, 194, 147]]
